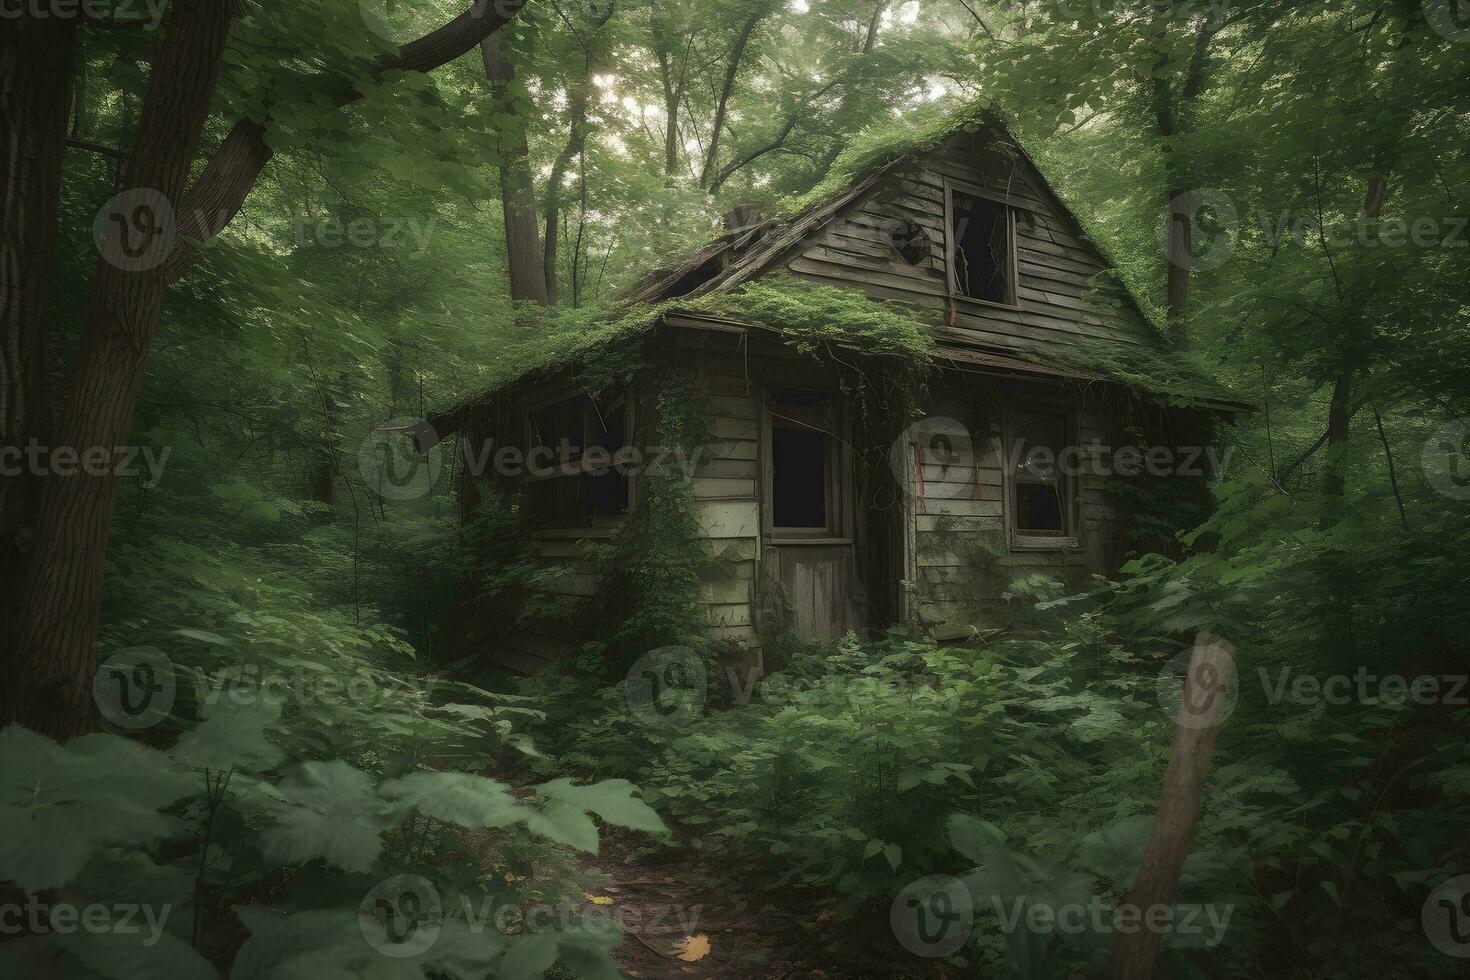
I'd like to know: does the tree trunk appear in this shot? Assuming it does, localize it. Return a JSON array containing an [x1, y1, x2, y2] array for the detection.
[[4, 0, 236, 738], [0, 16, 78, 637], [1111, 633, 1234, 979], [698, 10, 764, 189], [650, 4, 690, 180], [1152, 19, 1216, 339], [482, 33, 548, 305], [543, 83, 591, 304]]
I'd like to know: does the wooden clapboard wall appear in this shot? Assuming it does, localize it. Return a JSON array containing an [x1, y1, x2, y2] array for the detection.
[[904, 375, 1124, 633], [785, 130, 1158, 365]]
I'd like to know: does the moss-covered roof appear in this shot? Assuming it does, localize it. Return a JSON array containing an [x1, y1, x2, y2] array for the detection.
[[430, 101, 1246, 432]]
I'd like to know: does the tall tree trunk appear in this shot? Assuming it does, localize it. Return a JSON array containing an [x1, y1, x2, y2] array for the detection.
[[482, 33, 548, 305], [650, 2, 690, 180], [698, 10, 765, 189], [1151, 14, 1217, 339], [0, 16, 78, 638], [1111, 633, 1234, 979], [544, 82, 591, 304], [5, 0, 236, 738]]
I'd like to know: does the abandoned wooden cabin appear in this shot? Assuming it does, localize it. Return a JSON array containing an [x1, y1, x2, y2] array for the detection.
[[429, 111, 1243, 674]]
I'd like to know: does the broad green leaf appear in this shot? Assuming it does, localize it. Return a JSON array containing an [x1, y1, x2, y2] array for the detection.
[[0, 726, 194, 893], [260, 761, 396, 873]]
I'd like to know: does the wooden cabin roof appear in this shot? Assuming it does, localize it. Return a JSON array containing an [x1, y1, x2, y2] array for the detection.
[[428, 105, 1245, 438]]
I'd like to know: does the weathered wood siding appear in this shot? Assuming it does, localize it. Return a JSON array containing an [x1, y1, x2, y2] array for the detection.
[[903, 376, 1125, 634], [684, 336, 764, 647], [787, 132, 1158, 364]]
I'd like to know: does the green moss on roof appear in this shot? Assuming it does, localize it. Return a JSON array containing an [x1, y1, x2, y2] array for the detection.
[[445, 103, 1245, 414], [477, 277, 937, 397], [782, 100, 996, 217]]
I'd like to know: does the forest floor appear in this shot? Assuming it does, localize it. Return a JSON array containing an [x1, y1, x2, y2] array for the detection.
[[574, 829, 946, 979]]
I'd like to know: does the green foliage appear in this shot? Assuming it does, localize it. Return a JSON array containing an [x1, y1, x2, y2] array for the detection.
[[581, 372, 710, 671], [0, 707, 663, 979]]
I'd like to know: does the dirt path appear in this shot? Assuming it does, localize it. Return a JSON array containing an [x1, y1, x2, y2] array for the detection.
[[572, 830, 943, 979]]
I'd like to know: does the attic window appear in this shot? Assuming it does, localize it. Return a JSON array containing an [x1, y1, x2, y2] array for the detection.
[[948, 188, 1016, 306]]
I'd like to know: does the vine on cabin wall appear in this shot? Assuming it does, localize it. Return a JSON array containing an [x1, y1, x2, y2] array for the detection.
[[577, 366, 711, 675]]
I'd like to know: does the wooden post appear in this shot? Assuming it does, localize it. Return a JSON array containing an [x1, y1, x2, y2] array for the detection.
[[1111, 632, 1235, 979]]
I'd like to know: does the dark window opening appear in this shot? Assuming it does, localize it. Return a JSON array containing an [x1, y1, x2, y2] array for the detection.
[[772, 425, 828, 529], [1012, 411, 1068, 536], [580, 402, 628, 516], [951, 193, 1012, 304], [524, 393, 629, 523]]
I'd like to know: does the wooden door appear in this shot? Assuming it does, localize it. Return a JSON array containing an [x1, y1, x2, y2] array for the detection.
[[762, 389, 856, 642]]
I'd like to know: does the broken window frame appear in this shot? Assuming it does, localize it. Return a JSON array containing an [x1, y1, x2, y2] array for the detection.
[[943, 179, 1020, 309], [519, 386, 633, 525]]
